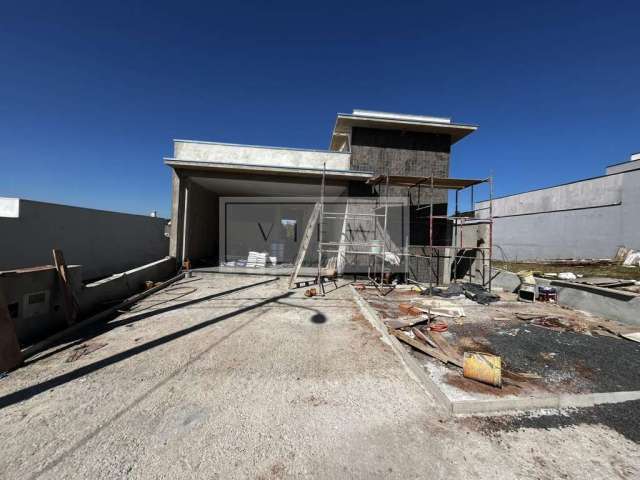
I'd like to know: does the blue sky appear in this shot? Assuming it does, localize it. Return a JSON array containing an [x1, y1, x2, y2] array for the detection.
[[1, 1, 638, 218]]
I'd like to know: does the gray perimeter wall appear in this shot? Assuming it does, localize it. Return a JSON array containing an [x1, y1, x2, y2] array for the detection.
[[476, 167, 640, 261], [0, 199, 169, 280]]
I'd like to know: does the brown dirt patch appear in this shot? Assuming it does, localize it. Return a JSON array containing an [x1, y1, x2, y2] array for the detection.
[[494, 260, 640, 280]]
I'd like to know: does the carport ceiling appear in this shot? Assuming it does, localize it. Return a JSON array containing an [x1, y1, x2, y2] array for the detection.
[[189, 174, 348, 196]]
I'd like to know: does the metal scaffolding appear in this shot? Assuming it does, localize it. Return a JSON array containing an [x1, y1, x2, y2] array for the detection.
[[313, 165, 495, 296]]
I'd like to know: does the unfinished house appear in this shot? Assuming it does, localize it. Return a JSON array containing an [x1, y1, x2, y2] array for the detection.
[[4, 113, 640, 479], [166, 110, 490, 285]]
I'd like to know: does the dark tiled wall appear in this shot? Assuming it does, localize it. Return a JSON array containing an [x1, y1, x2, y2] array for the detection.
[[348, 127, 453, 282], [348, 127, 450, 200]]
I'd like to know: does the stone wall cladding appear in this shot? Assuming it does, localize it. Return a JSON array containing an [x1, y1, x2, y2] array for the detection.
[[349, 127, 450, 204], [348, 127, 453, 283]]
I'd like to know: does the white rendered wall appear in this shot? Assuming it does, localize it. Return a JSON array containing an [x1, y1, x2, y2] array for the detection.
[[173, 140, 350, 171]]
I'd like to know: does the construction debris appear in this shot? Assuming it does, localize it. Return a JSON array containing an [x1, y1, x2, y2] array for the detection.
[[622, 249, 640, 267], [398, 303, 425, 317], [558, 272, 578, 280], [384, 315, 430, 329], [517, 284, 536, 302], [513, 313, 640, 340], [412, 327, 438, 348], [575, 278, 636, 289], [428, 282, 499, 305], [417, 298, 465, 317], [427, 330, 461, 366], [52, 249, 79, 325], [621, 332, 640, 343], [426, 283, 464, 298], [66, 342, 107, 362], [397, 300, 465, 319], [389, 328, 452, 365], [516, 270, 536, 285], [614, 246, 631, 263], [359, 277, 640, 399], [536, 286, 557, 302], [460, 283, 500, 305], [429, 322, 449, 332]]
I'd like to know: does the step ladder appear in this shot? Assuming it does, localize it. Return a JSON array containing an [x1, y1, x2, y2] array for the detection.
[[288, 202, 321, 289]]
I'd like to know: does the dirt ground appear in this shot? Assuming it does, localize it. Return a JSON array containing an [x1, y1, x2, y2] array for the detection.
[[494, 260, 640, 280], [0, 274, 638, 479]]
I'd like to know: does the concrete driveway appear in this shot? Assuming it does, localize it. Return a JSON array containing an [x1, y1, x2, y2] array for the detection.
[[0, 273, 637, 479]]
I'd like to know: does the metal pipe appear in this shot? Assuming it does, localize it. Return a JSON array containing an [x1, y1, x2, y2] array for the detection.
[[489, 174, 494, 292], [380, 166, 390, 286], [317, 161, 326, 295], [405, 187, 410, 284], [323, 212, 385, 217], [455, 189, 459, 216], [429, 173, 434, 294], [471, 185, 475, 211]]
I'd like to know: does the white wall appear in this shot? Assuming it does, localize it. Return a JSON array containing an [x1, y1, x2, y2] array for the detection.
[[173, 140, 350, 171]]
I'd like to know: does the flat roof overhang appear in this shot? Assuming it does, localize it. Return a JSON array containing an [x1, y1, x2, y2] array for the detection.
[[330, 113, 478, 151], [164, 158, 374, 181]]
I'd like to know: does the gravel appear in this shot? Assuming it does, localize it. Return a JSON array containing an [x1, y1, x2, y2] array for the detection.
[[474, 400, 640, 444], [448, 321, 640, 394]]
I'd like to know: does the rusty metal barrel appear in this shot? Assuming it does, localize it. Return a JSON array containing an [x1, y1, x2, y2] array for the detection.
[[463, 351, 502, 387]]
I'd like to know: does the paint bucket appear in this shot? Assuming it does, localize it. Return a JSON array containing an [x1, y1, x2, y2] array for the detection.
[[463, 351, 502, 387]]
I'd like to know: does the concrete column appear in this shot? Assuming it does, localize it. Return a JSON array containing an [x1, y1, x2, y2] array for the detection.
[[169, 170, 186, 262]]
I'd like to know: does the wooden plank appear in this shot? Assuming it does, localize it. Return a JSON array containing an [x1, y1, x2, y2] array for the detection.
[[384, 315, 431, 329], [412, 327, 438, 348], [52, 249, 79, 325], [0, 290, 23, 372], [427, 331, 463, 368], [367, 175, 484, 190], [621, 332, 640, 343], [389, 328, 451, 364], [288, 203, 321, 289]]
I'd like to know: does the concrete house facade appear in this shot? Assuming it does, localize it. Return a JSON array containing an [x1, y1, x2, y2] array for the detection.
[[166, 110, 477, 273]]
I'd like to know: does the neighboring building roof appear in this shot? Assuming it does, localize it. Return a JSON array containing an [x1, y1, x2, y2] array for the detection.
[[606, 153, 640, 175], [330, 109, 478, 151]]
